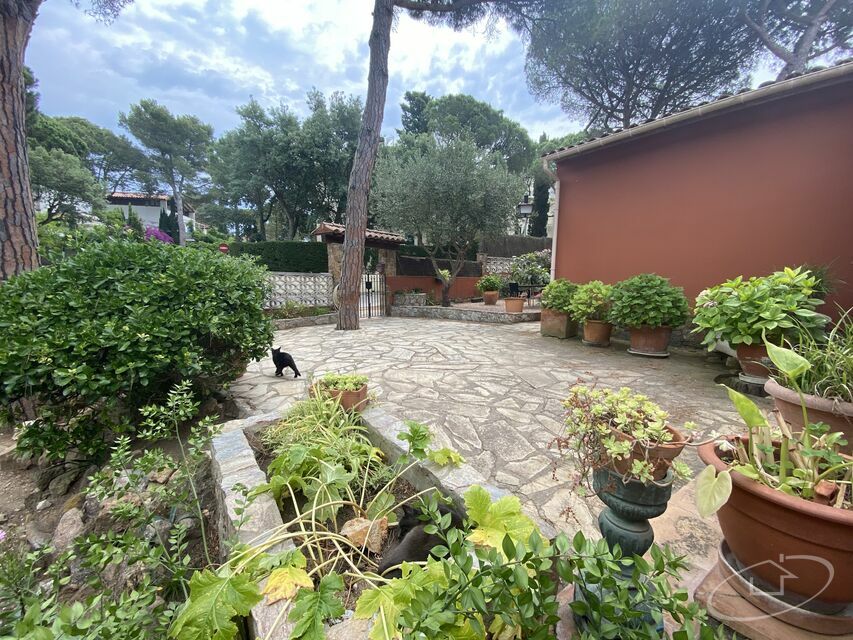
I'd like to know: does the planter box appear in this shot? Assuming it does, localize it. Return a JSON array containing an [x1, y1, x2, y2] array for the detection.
[[540, 308, 578, 339], [393, 292, 427, 307]]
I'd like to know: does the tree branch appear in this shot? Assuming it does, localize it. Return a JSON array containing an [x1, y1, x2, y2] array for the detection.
[[741, 8, 795, 64], [393, 0, 489, 12]]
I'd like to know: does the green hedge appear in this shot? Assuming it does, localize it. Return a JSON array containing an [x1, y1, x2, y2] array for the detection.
[[229, 241, 329, 273]]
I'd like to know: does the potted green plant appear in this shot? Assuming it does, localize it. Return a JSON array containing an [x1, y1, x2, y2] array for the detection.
[[310, 373, 369, 412], [609, 274, 689, 357], [475, 274, 503, 306], [539, 279, 578, 339], [764, 310, 853, 451], [696, 341, 853, 610], [569, 280, 613, 347], [693, 267, 828, 380]]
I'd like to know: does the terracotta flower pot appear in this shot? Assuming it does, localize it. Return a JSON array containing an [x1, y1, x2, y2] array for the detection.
[[582, 320, 613, 347], [764, 378, 853, 453], [482, 291, 499, 306], [310, 384, 368, 412], [609, 425, 688, 480], [698, 438, 853, 604], [504, 297, 525, 313], [540, 308, 578, 339], [736, 343, 772, 379], [627, 326, 672, 357]]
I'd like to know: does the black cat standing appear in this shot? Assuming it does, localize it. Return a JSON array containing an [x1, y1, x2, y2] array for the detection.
[[271, 347, 301, 378]]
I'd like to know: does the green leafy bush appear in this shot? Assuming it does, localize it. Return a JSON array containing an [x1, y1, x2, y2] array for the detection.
[[609, 274, 689, 329], [228, 241, 328, 273], [509, 250, 550, 286], [540, 278, 578, 313], [0, 240, 272, 458], [692, 267, 828, 350], [569, 280, 612, 323], [475, 274, 503, 293]]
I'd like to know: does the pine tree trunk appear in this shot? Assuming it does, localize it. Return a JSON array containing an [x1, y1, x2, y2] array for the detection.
[[174, 190, 187, 245], [0, 2, 42, 281], [336, 0, 394, 330]]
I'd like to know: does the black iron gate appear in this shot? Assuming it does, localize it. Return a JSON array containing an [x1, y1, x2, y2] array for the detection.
[[359, 273, 386, 318]]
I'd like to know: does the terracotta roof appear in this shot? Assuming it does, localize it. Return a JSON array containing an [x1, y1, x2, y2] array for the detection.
[[312, 222, 406, 246], [108, 191, 169, 201], [542, 59, 853, 163]]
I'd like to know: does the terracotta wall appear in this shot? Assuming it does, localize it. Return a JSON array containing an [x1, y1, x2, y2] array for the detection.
[[386, 275, 481, 302], [553, 80, 853, 313]]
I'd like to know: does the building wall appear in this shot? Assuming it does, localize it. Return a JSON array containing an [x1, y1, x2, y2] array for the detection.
[[552, 79, 853, 313], [110, 203, 193, 233], [386, 275, 481, 302]]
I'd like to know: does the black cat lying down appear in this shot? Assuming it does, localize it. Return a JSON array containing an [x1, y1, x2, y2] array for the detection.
[[377, 502, 465, 578], [271, 347, 301, 377]]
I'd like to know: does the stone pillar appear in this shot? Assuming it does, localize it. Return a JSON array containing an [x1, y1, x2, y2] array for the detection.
[[327, 243, 343, 285], [378, 248, 397, 277]]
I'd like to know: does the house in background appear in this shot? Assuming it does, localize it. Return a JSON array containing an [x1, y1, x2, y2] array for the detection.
[[106, 192, 197, 233], [543, 59, 853, 313]]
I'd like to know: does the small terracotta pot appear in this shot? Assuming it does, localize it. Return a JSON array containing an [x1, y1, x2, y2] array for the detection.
[[482, 290, 499, 305], [504, 297, 525, 313], [764, 378, 853, 453], [540, 308, 578, 339], [627, 326, 672, 356], [609, 425, 688, 480], [582, 320, 613, 347], [310, 384, 368, 412], [699, 438, 853, 604], [736, 343, 772, 379]]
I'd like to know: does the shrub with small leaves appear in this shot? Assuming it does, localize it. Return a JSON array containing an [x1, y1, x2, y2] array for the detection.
[[475, 274, 503, 293], [0, 240, 272, 459], [609, 274, 689, 329], [540, 278, 578, 313], [569, 280, 613, 323]]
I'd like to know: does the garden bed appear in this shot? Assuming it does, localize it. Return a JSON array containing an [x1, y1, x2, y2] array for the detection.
[[273, 313, 337, 330]]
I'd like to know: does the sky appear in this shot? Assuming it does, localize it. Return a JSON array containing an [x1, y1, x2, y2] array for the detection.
[[27, 0, 579, 141]]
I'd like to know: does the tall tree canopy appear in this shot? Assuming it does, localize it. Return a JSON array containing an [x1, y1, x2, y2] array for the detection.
[[740, 0, 852, 78], [1, 0, 132, 280], [398, 90, 433, 135], [120, 99, 213, 245], [525, 0, 760, 131], [29, 146, 105, 226], [425, 93, 535, 172], [373, 135, 522, 304]]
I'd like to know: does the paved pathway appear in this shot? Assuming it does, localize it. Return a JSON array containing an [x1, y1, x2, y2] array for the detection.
[[231, 317, 763, 543]]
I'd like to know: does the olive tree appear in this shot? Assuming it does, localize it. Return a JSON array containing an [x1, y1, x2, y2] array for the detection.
[[373, 135, 523, 305]]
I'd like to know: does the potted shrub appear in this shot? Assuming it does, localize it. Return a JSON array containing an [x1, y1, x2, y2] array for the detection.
[[310, 373, 369, 412], [609, 274, 689, 357], [569, 280, 613, 347], [696, 341, 853, 609], [539, 279, 578, 339], [693, 267, 828, 380], [475, 274, 503, 306], [764, 310, 853, 451]]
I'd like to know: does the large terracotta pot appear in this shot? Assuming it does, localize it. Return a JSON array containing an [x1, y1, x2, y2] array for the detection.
[[504, 297, 525, 313], [698, 438, 853, 604], [609, 425, 688, 480], [582, 320, 612, 347], [764, 378, 853, 454], [540, 308, 578, 339], [627, 326, 672, 357], [482, 290, 499, 306], [736, 343, 772, 379], [310, 384, 368, 412]]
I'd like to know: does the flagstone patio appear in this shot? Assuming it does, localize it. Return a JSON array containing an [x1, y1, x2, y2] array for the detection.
[[231, 317, 766, 562]]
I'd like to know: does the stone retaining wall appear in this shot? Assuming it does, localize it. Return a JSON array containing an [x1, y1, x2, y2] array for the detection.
[[273, 313, 337, 330], [391, 305, 540, 324]]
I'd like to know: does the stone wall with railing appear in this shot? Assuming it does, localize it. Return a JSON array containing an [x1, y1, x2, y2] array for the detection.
[[266, 272, 334, 308]]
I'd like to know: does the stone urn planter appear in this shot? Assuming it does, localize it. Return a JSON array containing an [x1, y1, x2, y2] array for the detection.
[[482, 291, 499, 306], [582, 320, 612, 347], [540, 308, 577, 339], [504, 297, 525, 313], [698, 437, 853, 606], [736, 343, 772, 381], [764, 378, 853, 453], [310, 383, 369, 412], [627, 326, 672, 357], [393, 292, 427, 307]]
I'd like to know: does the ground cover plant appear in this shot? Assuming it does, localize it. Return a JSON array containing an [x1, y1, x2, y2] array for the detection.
[[0, 240, 272, 459]]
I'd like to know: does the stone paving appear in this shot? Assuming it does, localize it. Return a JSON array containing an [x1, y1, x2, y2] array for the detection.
[[231, 317, 765, 542]]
